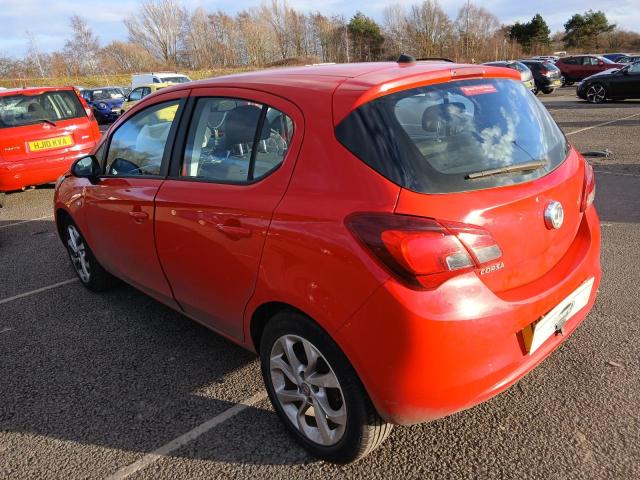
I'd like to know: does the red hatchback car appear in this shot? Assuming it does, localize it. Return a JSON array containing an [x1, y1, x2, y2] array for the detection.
[[0, 86, 100, 204], [555, 55, 624, 84], [54, 61, 601, 463]]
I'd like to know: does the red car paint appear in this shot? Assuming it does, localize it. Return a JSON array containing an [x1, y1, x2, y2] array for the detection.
[[0, 86, 100, 193], [54, 62, 601, 424]]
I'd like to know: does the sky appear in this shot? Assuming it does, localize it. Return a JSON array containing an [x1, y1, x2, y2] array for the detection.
[[1, 0, 638, 58]]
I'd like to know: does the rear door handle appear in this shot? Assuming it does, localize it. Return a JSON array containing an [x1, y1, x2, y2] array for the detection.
[[128, 210, 149, 221], [216, 224, 252, 238]]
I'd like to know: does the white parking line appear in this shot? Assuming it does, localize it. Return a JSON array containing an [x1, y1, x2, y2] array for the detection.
[[593, 170, 640, 178], [106, 390, 268, 480], [566, 112, 640, 136], [0, 278, 78, 306], [0, 214, 54, 230]]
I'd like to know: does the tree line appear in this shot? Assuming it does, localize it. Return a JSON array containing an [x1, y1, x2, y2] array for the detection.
[[1, 0, 639, 79]]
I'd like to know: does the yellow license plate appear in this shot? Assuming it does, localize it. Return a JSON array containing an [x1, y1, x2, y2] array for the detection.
[[28, 135, 73, 152]]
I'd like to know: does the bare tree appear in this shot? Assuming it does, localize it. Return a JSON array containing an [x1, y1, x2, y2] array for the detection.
[[100, 41, 158, 72], [454, 2, 500, 61], [407, 1, 452, 58], [125, 0, 188, 67], [63, 16, 100, 75]]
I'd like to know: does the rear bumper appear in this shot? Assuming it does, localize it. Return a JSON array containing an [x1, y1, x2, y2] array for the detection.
[[0, 146, 95, 192], [335, 206, 601, 425]]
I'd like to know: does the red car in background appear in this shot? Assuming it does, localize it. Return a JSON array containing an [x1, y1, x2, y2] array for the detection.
[[54, 60, 601, 463], [0, 86, 100, 205], [556, 55, 624, 84]]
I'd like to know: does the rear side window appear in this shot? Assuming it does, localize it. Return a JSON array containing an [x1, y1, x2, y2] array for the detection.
[[0, 91, 85, 128], [181, 97, 293, 183], [335, 78, 568, 194], [105, 100, 180, 177]]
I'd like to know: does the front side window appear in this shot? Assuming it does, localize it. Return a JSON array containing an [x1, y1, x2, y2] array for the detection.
[[105, 100, 180, 177], [629, 62, 640, 74], [181, 97, 293, 183], [336, 78, 568, 194], [0, 90, 86, 128], [128, 88, 144, 102]]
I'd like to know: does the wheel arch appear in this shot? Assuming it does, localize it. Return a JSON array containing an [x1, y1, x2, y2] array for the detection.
[[54, 207, 72, 242], [249, 301, 313, 354]]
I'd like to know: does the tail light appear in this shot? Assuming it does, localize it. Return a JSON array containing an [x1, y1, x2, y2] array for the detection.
[[580, 160, 596, 212], [346, 213, 502, 290]]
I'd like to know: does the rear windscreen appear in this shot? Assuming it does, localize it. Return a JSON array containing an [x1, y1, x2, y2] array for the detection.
[[0, 91, 85, 128], [335, 78, 568, 193]]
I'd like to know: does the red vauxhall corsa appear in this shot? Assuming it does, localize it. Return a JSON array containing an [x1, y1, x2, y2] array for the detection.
[[0, 86, 100, 204], [53, 60, 601, 463]]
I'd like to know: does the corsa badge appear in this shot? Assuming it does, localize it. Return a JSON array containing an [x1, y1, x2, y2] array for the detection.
[[480, 261, 504, 275]]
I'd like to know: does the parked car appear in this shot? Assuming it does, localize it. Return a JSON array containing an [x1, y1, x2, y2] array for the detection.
[[617, 55, 640, 64], [520, 59, 563, 94], [577, 60, 640, 103], [528, 55, 559, 62], [482, 61, 535, 91], [54, 61, 601, 463], [0, 86, 100, 202], [602, 53, 630, 62], [122, 83, 171, 112], [79, 87, 125, 124], [115, 86, 131, 98], [556, 55, 624, 84], [131, 72, 191, 89]]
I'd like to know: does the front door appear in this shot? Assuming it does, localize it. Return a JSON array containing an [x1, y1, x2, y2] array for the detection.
[[83, 93, 186, 306], [618, 63, 640, 98], [154, 89, 303, 340]]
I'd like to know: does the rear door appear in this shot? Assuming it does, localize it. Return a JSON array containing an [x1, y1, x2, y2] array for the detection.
[[336, 77, 583, 294], [81, 90, 187, 307], [154, 88, 303, 340]]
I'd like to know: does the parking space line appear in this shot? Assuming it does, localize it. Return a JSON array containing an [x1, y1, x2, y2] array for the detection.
[[566, 112, 640, 136], [593, 170, 640, 178], [0, 214, 54, 230], [0, 278, 78, 305], [106, 390, 268, 480]]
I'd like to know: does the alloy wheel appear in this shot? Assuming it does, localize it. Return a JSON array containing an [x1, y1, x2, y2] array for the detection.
[[269, 334, 347, 446], [586, 84, 606, 103], [67, 224, 91, 283]]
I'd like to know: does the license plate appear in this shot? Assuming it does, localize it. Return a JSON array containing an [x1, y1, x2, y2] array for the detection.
[[523, 278, 594, 354], [552, 80, 562, 86], [28, 135, 73, 152]]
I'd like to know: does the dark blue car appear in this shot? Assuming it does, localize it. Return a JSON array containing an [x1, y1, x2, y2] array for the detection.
[[602, 53, 630, 62], [80, 87, 125, 124]]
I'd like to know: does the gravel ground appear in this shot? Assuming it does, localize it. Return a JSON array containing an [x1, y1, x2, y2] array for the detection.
[[0, 87, 638, 479]]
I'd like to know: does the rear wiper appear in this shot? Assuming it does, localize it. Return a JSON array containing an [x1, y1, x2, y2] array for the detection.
[[33, 118, 57, 127], [466, 160, 547, 179]]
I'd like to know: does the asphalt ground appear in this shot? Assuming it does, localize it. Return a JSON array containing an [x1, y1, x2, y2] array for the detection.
[[1, 87, 638, 479]]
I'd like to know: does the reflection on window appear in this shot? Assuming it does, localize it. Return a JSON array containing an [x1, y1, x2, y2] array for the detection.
[[105, 100, 179, 177], [182, 98, 293, 183]]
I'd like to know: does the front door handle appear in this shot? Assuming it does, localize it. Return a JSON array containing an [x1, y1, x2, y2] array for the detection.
[[128, 210, 149, 222], [216, 224, 252, 239]]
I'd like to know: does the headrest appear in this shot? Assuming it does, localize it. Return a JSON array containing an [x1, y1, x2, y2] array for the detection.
[[224, 105, 270, 146], [421, 102, 468, 135]]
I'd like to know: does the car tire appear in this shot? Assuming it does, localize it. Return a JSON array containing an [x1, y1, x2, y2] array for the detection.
[[260, 311, 393, 463], [541, 89, 554, 94], [585, 83, 607, 104], [532, 88, 540, 96], [62, 217, 119, 292]]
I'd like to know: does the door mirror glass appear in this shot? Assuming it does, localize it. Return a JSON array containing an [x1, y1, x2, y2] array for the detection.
[[71, 155, 101, 178]]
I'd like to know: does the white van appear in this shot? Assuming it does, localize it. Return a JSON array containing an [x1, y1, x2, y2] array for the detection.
[[131, 72, 191, 89]]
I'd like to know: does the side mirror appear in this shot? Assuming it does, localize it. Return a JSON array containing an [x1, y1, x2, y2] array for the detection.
[[71, 155, 101, 184]]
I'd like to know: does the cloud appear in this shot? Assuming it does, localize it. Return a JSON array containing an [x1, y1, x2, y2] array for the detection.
[[1, 0, 638, 58]]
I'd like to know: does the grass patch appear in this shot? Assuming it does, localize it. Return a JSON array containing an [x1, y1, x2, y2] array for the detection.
[[0, 68, 256, 89]]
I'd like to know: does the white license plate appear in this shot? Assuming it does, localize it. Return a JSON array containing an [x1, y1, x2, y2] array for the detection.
[[526, 278, 594, 354]]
